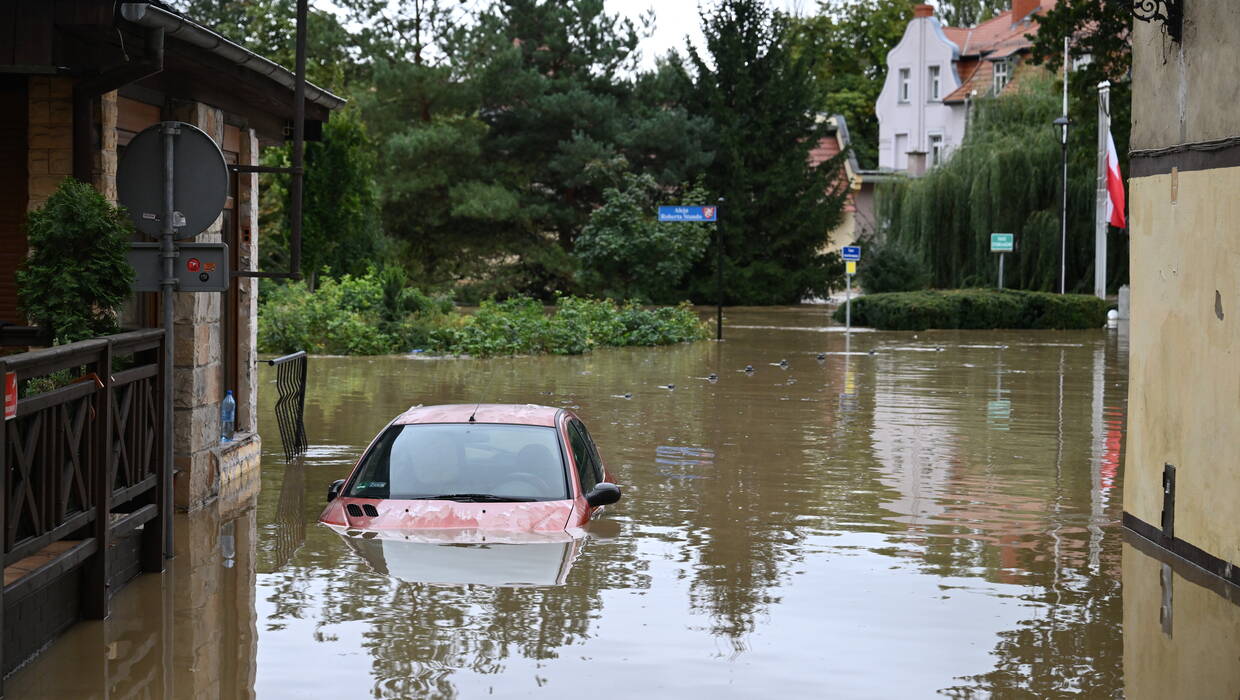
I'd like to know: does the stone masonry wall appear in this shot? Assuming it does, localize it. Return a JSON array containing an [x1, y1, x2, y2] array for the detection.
[[26, 76, 73, 211]]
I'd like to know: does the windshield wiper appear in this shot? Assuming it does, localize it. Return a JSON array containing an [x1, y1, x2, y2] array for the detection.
[[417, 493, 537, 503]]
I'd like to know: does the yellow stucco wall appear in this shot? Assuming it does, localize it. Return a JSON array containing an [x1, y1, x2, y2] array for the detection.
[[1125, 166, 1240, 564]]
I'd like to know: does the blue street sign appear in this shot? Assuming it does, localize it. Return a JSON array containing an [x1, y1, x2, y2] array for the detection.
[[842, 246, 861, 261], [658, 205, 718, 222]]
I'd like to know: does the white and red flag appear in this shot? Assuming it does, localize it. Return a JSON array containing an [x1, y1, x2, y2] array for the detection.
[[1105, 130, 1126, 229]]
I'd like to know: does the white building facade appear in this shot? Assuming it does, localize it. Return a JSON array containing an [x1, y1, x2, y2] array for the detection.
[[876, 5, 965, 175]]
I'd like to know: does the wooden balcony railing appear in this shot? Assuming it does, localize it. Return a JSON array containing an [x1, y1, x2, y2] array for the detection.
[[0, 329, 167, 654]]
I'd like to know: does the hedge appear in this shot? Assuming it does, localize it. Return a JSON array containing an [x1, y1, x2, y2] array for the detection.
[[832, 289, 1111, 331]]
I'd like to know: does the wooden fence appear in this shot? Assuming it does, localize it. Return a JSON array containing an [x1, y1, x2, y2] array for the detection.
[[0, 329, 167, 683]]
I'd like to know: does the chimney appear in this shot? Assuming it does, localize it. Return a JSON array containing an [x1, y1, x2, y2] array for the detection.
[[913, 4, 934, 18], [1012, 0, 1040, 23]]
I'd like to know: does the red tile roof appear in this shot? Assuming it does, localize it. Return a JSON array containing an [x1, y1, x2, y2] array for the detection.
[[940, 0, 1056, 104]]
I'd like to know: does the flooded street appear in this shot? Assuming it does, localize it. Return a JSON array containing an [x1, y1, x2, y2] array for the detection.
[[9, 307, 1240, 698]]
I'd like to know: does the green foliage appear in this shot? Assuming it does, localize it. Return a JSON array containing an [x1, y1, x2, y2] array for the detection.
[[258, 269, 707, 357], [787, 0, 913, 168], [879, 76, 1126, 293], [936, 0, 1007, 27], [17, 178, 134, 344], [576, 174, 710, 302], [833, 288, 1110, 330], [1028, 0, 1132, 291], [261, 109, 387, 288], [445, 297, 708, 358], [857, 239, 931, 294], [684, 0, 850, 305]]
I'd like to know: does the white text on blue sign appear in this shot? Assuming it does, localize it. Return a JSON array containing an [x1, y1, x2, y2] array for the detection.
[[842, 246, 862, 261], [658, 206, 718, 222]]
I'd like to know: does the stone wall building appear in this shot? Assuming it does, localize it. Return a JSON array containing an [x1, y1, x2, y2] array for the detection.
[[0, 1, 343, 510], [1124, 1, 1240, 587]]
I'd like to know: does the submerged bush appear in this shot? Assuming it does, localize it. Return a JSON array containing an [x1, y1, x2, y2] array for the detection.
[[259, 269, 709, 357], [834, 289, 1110, 331]]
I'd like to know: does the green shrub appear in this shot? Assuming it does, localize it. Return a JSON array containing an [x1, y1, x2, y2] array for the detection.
[[858, 240, 931, 294], [17, 178, 134, 344], [259, 268, 709, 357], [834, 289, 1109, 331]]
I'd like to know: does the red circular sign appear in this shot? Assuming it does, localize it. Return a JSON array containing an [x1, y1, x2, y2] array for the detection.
[[186, 258, 201, 272]]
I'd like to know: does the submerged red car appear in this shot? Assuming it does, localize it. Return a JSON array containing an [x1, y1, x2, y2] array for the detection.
[[319, 404, 621, 533]]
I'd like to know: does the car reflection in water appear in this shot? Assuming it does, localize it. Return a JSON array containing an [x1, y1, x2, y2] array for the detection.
[[330, 527, 586, 587]]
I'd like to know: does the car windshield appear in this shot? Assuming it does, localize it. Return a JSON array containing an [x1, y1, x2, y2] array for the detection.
[[346, 423, 570, 501]]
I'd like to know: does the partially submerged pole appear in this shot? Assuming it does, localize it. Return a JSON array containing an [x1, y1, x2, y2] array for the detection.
[[160, 121, 178, 558]]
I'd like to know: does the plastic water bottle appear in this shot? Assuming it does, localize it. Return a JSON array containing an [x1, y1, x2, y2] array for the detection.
[[220, 390, 236, 442]]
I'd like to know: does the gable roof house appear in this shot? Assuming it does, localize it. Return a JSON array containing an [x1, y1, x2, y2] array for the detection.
[[875, 0, 1055, 176]]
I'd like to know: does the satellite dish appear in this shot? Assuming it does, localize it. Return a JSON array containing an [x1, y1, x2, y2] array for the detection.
[[117, 121, 228, 240]]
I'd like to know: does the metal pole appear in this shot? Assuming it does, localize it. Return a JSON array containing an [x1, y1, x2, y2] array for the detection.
[[1094, 81, 1111, 299], [998, 253, 1005, 290], [290, 0, 307, 280], [159, 121, 179, 558], [715, 197, 724, 341], [845, 273, 852, 332], [1060, 37, 1070, 295]]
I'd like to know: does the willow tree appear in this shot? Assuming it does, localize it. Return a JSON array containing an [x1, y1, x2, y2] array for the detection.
[[880, 76, 1105, 292]]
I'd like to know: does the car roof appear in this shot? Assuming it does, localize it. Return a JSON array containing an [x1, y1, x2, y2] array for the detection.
[[391, 403, 563, 428]]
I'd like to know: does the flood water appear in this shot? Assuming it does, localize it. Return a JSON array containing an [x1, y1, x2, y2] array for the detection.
[[9, 307, 1240, 698]]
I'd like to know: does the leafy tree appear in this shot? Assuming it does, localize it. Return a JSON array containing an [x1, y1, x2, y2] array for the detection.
[[576, 174, 711, 302], [261, 109, 386, 289], [857, 237, 931, 294], [684, 0, 849, 304], [171, 0, 359, 91], [1029, 0, 1132, 289], [880, 76, 1112, 292], [18, 179, 134, 344], [788, 0, 912, 168], [937, 0, 1007, 27]]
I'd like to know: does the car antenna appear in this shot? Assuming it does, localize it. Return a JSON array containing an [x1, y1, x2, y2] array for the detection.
[[468, 402, 480, 423]]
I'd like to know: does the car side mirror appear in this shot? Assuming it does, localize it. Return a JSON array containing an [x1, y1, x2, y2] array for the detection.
[[585, 482, 621, 507], [327, 479, 346, 502]]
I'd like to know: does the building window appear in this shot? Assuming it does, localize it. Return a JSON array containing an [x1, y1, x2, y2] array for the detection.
[[928, 65, 941, 101], [929, 134, 944, 167], [899, 68, 910, 102], [993, 59, 1011, 94]]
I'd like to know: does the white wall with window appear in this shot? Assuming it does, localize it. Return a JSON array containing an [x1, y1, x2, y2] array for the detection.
[[876, 11, 963, 172]]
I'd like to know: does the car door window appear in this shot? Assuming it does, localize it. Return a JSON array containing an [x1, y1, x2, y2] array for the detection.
[[567, 421, 599, 494], [576, 421, 605, 483]]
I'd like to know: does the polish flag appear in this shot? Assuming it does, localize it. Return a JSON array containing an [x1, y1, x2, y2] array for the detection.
[[1105, 130, 1126, 229]]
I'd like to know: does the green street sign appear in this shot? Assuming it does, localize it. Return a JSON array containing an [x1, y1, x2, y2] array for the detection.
[[990, 233, 1015, 253]]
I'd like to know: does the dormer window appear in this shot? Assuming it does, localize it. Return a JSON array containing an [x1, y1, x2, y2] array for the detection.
[[899, 68, 911, 103], [993, 58, 1011, 95]]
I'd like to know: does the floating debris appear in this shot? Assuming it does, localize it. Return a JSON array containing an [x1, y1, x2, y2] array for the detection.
[[659, 384, 676, 391], [816, 352, 826, 361], [743, 364, 755, 373]]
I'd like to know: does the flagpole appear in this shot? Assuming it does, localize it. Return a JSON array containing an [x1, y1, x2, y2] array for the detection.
[[1095, 80, 1111, 299]]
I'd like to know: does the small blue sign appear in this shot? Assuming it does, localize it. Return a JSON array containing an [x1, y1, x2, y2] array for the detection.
[[842, 246, 861, 261], [658, 205, 718, 222]]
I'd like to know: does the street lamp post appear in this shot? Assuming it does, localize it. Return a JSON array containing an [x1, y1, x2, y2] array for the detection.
[[1054, 115, 1071, 294]]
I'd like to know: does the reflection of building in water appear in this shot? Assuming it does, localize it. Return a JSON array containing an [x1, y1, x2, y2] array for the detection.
[[5, 487, 260, 698], [1123, 535, 1240, 699], [868, 374, 958, 526]]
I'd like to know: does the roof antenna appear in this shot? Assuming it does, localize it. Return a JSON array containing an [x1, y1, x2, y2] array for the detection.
[[468, 402, 479, 423]]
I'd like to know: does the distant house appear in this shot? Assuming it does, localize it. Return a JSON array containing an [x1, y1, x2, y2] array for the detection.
[[810, 114, 899, 250], [875, 1, 1055, 175]]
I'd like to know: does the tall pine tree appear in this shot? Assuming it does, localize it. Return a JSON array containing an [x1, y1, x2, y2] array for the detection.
[[685, 0, 848, 304]]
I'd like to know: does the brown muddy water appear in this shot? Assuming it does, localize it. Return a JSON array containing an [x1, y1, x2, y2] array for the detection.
[[8, 307, 1240, 699]]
